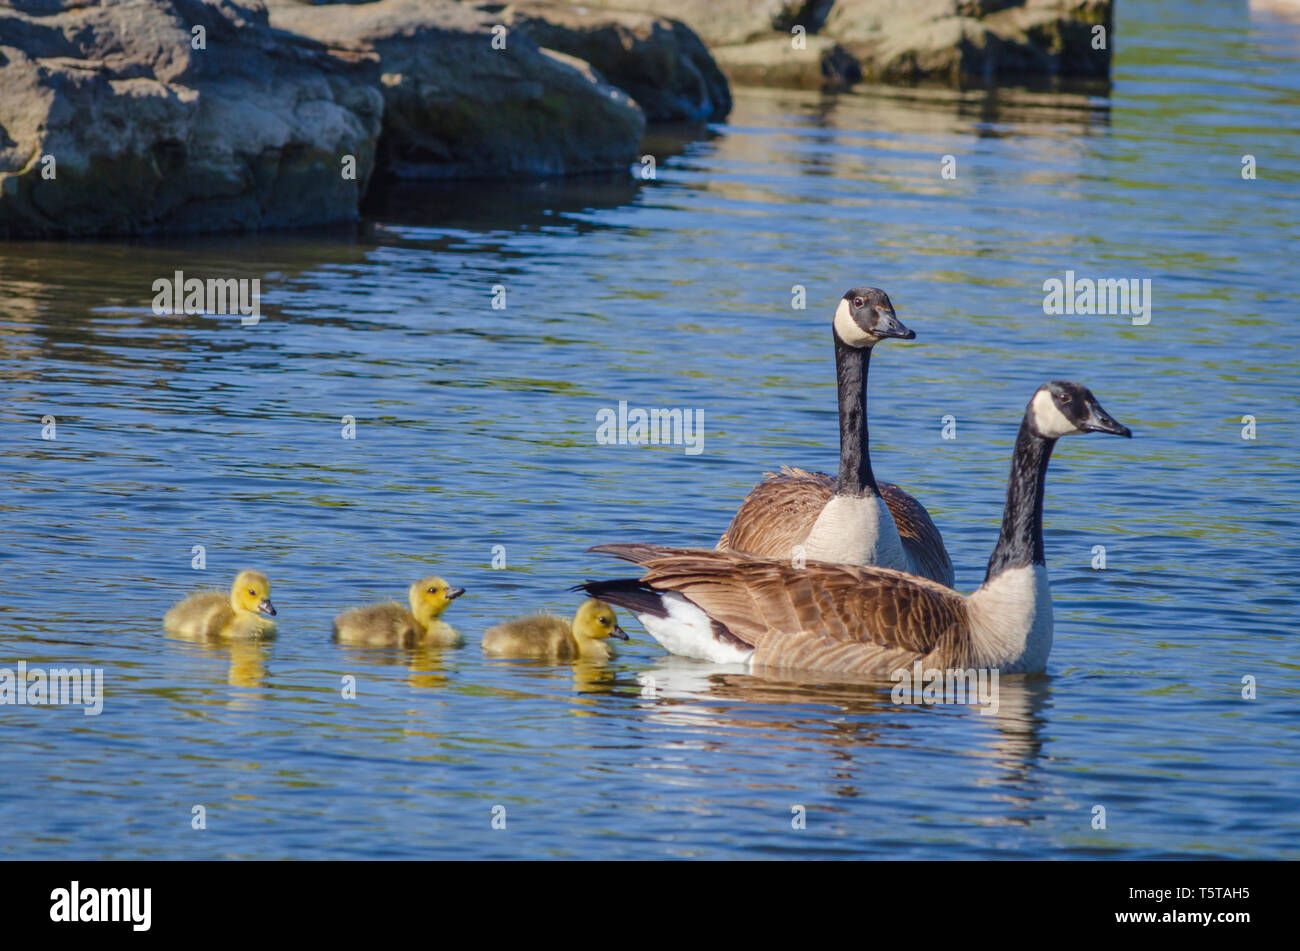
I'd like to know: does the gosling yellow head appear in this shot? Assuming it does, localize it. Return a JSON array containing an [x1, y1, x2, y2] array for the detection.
[[231, 570, 276, 618], [572, 599, 627, 644], [408, 576, 466, 628]]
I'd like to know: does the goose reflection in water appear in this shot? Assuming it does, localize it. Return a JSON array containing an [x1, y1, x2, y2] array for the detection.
[[630, 655, 1052, 810]]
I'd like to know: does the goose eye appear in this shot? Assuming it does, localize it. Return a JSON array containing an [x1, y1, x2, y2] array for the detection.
[[248, 588, 256, 595], [598, 617, 609, 625], [853, 297, 864, 308], [428, 587, 437, 594]]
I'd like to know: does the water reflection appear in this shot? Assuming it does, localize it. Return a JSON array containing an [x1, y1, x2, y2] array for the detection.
[[361, 174, 641, 235], [480, 654, 621, 698], [164, 634, 272, 691], [1250, 0, 1300, 23], [641, 655, 1049, 783], [332, 643, 454, 691]]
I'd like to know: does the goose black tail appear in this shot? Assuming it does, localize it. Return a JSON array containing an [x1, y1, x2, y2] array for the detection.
[[572, 580, 669, 619]]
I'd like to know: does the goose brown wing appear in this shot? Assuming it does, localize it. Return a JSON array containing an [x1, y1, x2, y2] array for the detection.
[[588, 544, 969, 659], [750, 630, 935, 679], [878, 481, 955, 587], [716, 466, 833, 555]]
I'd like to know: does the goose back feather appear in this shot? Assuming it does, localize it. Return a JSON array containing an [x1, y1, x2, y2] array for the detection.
[[590, 543, 970, 671], [717, 466, 955, 587]]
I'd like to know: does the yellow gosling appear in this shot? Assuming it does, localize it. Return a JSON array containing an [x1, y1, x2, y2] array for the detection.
[[164, 570, 278, 640], [333, 577, 466, 648], [481, 598, 627, 661]]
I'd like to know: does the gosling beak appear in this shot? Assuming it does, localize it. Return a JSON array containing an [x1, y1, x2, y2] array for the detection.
[[1081, 403, 1132, 438], [446, 587, 466, 600], [873, 308, 916, 340], [611, 624, 629, 641], [259, 599, 277, 617]]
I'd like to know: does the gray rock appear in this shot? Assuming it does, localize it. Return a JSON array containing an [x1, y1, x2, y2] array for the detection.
[[0, 0, 667, 236], [770, 1, 837, 35], [573, 0, 1112, 85], [819, 0, 1112, 81], [549, 0, 821, 47], [498, 1, 731, 121], [266, 0, 646, 179], [0, 0, 384, 237], [712, 34, 861, 90]]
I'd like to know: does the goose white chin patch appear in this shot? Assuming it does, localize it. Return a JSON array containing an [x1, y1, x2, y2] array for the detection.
[[833, 298, 875, 348], [1031, 389, 1078, 439]]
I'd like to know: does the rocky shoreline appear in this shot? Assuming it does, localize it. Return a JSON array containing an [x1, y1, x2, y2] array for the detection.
[[0, 0, 1112, 237], [640, 0, 1112, 89]]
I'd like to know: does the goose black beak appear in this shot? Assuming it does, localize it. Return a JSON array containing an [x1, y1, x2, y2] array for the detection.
[[873, 308, 916, 340], [259, 599, 277, 617], [447, 587, 466, 600], [611, 624, 629, 641], [1082, 405, 1132, 438]]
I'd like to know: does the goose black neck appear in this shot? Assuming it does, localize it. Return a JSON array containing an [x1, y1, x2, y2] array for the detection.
[[832, 336, 879, 497], [983, 418, 1055, 582]]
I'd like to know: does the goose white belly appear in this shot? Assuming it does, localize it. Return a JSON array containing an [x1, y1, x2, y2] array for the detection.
[[634, 593, 755, 665], [803, 494, 910, 571], [965, 564, 1054, 673]]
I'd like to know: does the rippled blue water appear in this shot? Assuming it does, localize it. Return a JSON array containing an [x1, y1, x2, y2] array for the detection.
[[0, 0, 1297, 859]]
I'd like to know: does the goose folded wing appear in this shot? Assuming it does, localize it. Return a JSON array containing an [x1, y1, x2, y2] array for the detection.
[[716, 466, 833, 554], [878, 481, 954, 586], [589, 544, 967, 655]]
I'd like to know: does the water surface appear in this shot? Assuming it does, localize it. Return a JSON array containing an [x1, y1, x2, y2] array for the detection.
[[0, 0, 1297, 859]]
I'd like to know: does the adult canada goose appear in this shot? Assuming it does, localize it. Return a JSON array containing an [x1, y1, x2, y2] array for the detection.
[[481, 598, 628, 662], [333, 577, 466, 647], [581, 382, 1130, 677], [164, 569, 278, 640], [717, 287, 954, 587]]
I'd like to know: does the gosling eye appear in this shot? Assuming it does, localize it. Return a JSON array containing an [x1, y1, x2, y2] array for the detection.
[[248, 589, 257, 596], [598, 617, 610, 625], [853, 297, 864, 308], [428, 587, 438, 595]]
